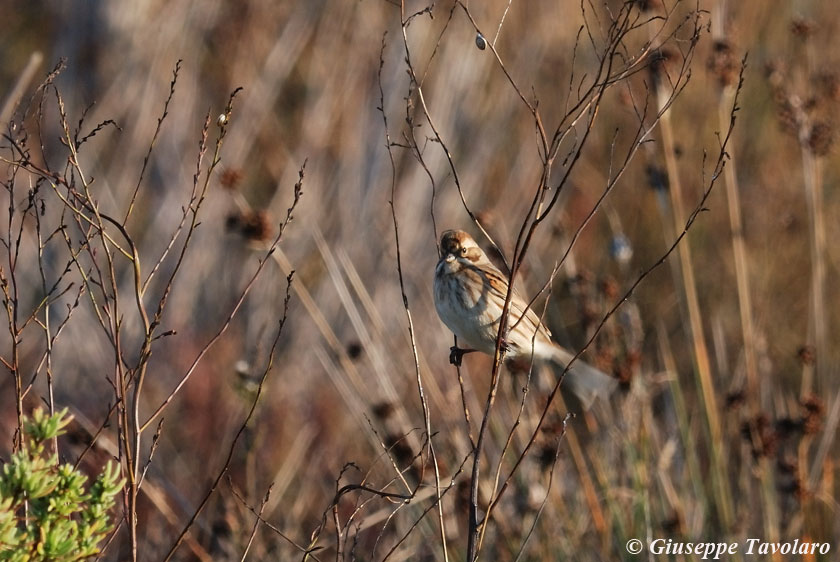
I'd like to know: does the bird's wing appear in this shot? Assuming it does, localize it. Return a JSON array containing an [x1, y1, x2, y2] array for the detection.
[[478, 258, 552, 340]]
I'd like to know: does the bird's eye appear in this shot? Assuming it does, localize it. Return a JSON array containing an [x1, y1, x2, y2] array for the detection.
[[460, 247, 468, 255]]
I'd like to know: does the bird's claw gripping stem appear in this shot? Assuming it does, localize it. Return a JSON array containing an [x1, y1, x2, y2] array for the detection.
[[449, 346, 475, 367]]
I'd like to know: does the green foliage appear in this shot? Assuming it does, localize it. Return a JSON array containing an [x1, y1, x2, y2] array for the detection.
[[0, 408, 124, 561]]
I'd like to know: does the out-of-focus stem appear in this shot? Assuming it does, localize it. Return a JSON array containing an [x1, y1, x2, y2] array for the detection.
[[800, 146, 826, 396], [717, 75, 780, 548], [656, 83, 735, 534], [718, 90, 760, 408], [0, 52, 42, 128]]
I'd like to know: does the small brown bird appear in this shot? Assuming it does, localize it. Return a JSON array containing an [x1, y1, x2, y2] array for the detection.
[[433, 229, 615, 408]]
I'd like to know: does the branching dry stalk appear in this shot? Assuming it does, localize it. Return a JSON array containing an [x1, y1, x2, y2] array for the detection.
[[378, 32, 449, 562], [163, 267, 299, 561], [0, 60, 307, 561], [386, 1, 739, 559]]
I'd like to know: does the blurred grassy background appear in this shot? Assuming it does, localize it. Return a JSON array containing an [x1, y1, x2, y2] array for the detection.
[[1, 0, 838, 559]]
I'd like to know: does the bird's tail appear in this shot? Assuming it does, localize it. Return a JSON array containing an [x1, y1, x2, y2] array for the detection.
[[550, 345, 617, 410]]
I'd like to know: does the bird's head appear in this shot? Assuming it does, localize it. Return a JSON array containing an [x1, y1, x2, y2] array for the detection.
[[439, 230, 484, 263]]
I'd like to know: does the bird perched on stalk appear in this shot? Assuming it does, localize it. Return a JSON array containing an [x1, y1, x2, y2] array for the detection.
[[433, 229, 616, 408]]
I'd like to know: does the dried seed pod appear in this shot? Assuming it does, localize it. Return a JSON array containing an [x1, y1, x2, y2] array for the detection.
[[790, 17, 815, 39], [807, 120, 835, 156], [219, 168, 243, 191], [801, 394, 825, 434], [226, 210, 272, 242], [706, 40, 740, 88]]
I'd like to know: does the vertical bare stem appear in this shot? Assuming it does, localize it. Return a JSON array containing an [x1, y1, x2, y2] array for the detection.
[[656, 79, 735, 534], [717, 89, 759, 405], [379, 32, 449, 561], [800, 146, 826, 396]]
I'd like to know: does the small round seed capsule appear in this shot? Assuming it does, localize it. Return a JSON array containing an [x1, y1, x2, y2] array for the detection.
[[217, 113, 228, 127], [475, 33, 487, 50]]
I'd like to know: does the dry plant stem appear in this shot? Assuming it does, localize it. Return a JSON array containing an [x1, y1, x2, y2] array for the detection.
[[467, 2, 688, 334], [790, 4, 826, 399], [123, 60, 182, 225], [221, 197, 384, 452], [228, 479, 321, 561], [134, 109, 215, 424], [398, 1, 501, 256], [34, 208, 54, 428], [53, 89, 145, 556], [95, 521, 126, 562], [389, 8, 477, 457], [360, 452, 442, 556], [56, 225, 110, 337], [717, 86, 759, 405], [478, 300, 554, 552], [24, 284, 84, 405], [512, 415, 570, 562], [455, 4, 679, 557], [140, 167, 203, 294], [27, 173, 132, 258], [0, 51, 43, 127], [717, 76, 780, 543], [380, 453, 473, 561], [477, 369, 533, 553], [3, 140, 83, 450], [454, 20, 598, 562], [308, 464, 418, 560], [465, 249, 514, 559], [800, 146, 826, 395], [362, 419, 417, 495], [28, 103, 199, 557], [331, 498, 343, 561], [140, 83, 217, 296], [141, 87, 242, 321], [808, 390, 840, 490], [491, 0, 514, 45], [330, 463, 391, 558], [378, 33, 448, 561], [487, 64, 745, 532], [164, 270, 296, 562], [517, 76, 687, 330], [138, 419, 163, 487], [1, 169, 33, 448], [70, 407, 212, 561], [372, 504, 410, 559], [142, 155, 300, 433], [1, 264, 22, 450], [455, 343, 476, 447], [360, 489, 436, 535], [656, 323, 708, 517], [656, 73, 735, 532], [239, 484, 272, 562], [129, 89, 240, 559], [313, 230, 421, 456], [461, 0, 676, 179], [554, 411, 607, 531]]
